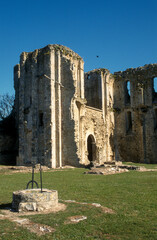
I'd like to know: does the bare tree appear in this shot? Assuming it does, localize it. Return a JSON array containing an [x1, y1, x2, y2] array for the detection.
[[0, 93, 14, 120]]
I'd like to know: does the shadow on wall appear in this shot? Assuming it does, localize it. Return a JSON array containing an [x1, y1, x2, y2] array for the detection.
[[0, 113, 18, 165]]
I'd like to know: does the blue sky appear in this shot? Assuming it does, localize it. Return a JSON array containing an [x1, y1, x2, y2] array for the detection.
[[0, 0, 157, 95]]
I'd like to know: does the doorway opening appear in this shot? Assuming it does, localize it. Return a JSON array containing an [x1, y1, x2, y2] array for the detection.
[[87, 134, 96, 162]]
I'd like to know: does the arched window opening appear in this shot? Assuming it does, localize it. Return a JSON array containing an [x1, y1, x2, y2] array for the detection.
[[39, 112, 44, 127], [124, 81, 131, 105], [87, 135, 96, 162], [154, 108, 157, 130], [126, 111, 132, 134], [153, 77, 157, 103], [124, 81, 130, 105], [127, 81, 130, 96], [87, 74, 91, 80]]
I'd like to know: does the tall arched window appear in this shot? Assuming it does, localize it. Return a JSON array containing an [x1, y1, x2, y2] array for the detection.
[[153, 77, 157, 103], [126, 111, 132, 134], [87, 135, 96, 162], [124, 81, 131, 105], [154, 108, 157, 130]]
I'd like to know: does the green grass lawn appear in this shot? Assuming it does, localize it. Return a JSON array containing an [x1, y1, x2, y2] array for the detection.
[[0, 166, 157, 240]]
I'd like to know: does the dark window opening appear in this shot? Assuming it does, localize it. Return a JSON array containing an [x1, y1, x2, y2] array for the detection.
[[124, 81, 131, 105], [126, 111, 132, 134], [87, 74, 91, 80], [87, 135, 96, 162], [39, 112, 44, 127], [153, 77, 157, 103], [154, 109, 157, 130]]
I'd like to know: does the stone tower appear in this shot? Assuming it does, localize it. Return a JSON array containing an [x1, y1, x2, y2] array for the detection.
[[14, 44, 115, 167], [14, 45, 85, 167]]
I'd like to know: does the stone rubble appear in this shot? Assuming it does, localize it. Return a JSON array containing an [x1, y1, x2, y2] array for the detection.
[[65, 215, 87, 224], [84, 162, 149, 175]]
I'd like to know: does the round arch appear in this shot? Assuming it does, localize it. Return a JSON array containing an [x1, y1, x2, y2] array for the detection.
[[87, 134, 96, 162]]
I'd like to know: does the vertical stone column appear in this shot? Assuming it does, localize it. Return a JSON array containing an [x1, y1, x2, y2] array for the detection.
[[77, 61, 81, 97], [14, 64, 20, 127], [104, 73, 109, 162], [101, 72, 105, 119], [17, 53, 27, 165], [50, 49, 56, 168], [79, 112, 86, 164], [31, 54, 38, 164], [57, 51, 62, 167], [80, 60, 84, 99], [103, 74, 108, 120], [54, 50, 62, 168]]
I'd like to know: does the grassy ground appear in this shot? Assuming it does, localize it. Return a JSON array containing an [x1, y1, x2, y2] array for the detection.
[[0, 166, 157, 240]]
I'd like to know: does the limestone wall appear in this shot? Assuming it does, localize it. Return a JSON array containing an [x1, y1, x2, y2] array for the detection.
[[76, 69, 115, 165], [85, 71, 102, 109], [113, 64, 157, 163], [14, 44, 157, 167], [14, 45, 84, 167], [80, 106, 105, 164], [60, 49, 84, 167]]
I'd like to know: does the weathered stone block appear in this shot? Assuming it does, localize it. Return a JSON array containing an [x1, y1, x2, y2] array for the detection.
[[12, 189, 58, 212]]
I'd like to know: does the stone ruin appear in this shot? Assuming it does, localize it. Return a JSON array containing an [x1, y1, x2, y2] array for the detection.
[[1, 44, 157, 167], [84, 161, 147, 175], [13, 44, 114, 168]]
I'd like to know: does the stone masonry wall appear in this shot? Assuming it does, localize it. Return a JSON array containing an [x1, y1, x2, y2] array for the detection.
[[85, 71, 102, 109], [113, 64, 157, 163], [13, 44, 157, 167], [79, 106, 106, 165], [78, 69, 115, 164], [60, 49, 84, 166], [14, 45, 85, 167]]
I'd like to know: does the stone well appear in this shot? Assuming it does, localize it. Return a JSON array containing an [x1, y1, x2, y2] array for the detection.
[[12, 189, 58, 212]]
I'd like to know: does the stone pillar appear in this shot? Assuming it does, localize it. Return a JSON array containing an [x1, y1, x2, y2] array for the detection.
[[80, 60, 84, 99], [31, 52, 38, 164], [17, 53, 27, 165], [14, 64, 20, 127], [50, 49, 56, 168], [56, 51, 62, 167]]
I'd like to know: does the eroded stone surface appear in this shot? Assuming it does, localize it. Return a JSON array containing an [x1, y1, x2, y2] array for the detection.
[[1, 44, 156, 166], [84, 162, 149, 175], [13, 44, 114, 168], [12, 189, 58, 212], [84, 167, 129, 175]]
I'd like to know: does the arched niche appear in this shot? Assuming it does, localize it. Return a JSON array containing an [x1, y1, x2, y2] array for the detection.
[[87, 134, 96, 162]]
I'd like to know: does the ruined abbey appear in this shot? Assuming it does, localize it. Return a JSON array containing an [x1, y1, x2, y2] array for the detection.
[[1, 44, 157, 167]]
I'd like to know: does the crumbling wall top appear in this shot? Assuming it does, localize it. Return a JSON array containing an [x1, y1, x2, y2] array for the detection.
[[85, 68, 110, 75], [20, 44, 83, 63], [114, 64, 157, 79]]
